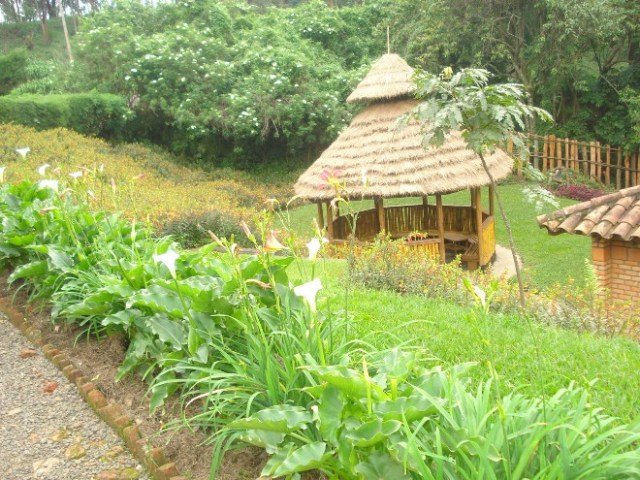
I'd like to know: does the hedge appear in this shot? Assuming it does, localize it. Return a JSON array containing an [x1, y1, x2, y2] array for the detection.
[[0, 93, 130, 139]]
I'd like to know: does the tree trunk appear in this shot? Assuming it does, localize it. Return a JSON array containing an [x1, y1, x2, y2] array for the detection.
[[59, 0, 74, 63], [478, 151, 526, 308]]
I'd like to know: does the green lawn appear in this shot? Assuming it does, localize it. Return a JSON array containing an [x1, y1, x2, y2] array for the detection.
[[299, 259, 640, 422], [285, 177, 591, 288], [286, 181, 639, 422], [1, 18, 73, 61]]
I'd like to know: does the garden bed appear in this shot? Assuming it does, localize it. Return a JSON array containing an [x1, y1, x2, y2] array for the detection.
[[0, 273, 266, 480]]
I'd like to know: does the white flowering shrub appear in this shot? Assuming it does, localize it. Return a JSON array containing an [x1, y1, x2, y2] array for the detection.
[[68, 0, 389, 165]]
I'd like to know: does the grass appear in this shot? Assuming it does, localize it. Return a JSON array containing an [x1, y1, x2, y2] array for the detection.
[[303, 259, 640, 422], [285, 177, 592, 289]]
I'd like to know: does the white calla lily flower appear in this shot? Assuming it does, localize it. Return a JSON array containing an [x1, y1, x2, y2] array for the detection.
[[0, 166, 5, 183], [306, 237, 328, 261], [15, 147, 30, 158], [37, 163, 50, 176], [153, 249, 180, 278], [38, 179, 59, 191], [293, 279, 322, 312]]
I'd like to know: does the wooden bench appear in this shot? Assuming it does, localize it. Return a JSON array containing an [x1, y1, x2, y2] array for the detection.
[[461, 242, 479, 270]]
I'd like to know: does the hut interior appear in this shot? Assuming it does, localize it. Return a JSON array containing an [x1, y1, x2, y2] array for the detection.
[[294, 54, 513, 269]]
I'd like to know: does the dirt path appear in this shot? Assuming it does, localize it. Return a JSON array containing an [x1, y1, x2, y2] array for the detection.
[[0, 313, 149, 480]]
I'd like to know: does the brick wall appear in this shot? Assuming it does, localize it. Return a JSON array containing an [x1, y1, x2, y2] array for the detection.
[[592, 239, 640, 301]]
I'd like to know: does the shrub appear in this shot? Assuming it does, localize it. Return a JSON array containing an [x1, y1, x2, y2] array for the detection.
[[159, 210, 251, 248], [349, 235, 519, 310], [0, 49, 29, 95], [554, 184, 606, 202], [0, 93, 130, 139]]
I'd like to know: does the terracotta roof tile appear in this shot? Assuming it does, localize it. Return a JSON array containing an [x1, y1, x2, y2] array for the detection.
[[537, 185, 640, 241]]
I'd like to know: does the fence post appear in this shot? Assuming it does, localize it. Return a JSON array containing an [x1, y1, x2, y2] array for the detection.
[[605, 145, 611, 186]]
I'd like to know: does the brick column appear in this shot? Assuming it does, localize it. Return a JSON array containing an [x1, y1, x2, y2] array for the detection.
[[591, 239, 611, 291]]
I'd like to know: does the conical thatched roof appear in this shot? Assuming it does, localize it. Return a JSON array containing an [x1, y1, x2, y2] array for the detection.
[[346, 53, 415, 104], [295, 99, 514, 201]]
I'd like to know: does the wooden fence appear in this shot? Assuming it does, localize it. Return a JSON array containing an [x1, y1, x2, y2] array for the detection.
[[506, 135, 640, 189]]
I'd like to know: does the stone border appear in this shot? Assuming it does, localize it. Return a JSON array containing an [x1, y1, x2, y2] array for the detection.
[[0, 296, 186, 480]]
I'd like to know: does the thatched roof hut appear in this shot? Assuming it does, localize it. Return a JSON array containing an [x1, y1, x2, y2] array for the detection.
[[295, 53, 514, 269], [294, 54, 513, 201]]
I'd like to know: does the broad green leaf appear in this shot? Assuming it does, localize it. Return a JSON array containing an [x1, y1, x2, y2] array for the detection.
[[146, 314, 185, 350], [307, 365, 387, 402], [48, 248, 74, 272], [7, 233, 35, 246], [127, 284, 186, 317], [7, 260, 48, 283], [262, 442, 328, 477], [228, 405, 312, 433], [354, 452, 411, 480], [318, 386, 345, 444], [345, 418, 402, 447]]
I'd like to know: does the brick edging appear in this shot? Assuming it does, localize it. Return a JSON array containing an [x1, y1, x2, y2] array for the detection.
[[0, 296, 186, 480]]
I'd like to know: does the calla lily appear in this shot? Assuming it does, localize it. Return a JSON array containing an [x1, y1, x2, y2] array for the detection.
[[153, 249, 180, 278], [263, 231, 286, 252], [293, 279, 322, 312], [15, 147, 30, 158], [70, 171, 83, 179], [37, 163, 50, 176], [0, 166, 5, 183], [38, 179, 59, 191], [306, 237, 328, 261]]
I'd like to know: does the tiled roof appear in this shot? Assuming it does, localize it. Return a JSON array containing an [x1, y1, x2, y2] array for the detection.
[[537, 185, 640, 241]]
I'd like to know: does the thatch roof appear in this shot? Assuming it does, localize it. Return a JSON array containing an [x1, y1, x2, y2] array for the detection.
[[537, 185, 640, 241], [294, 99, 514, 201], [346, 53, 415, 104]]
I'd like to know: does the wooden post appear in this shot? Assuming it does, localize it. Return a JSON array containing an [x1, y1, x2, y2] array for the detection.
[[374, 197, 385, 234], [590, 141, 597, 180], [625, 154, 631, 188], [542, 135, 549, 172], [533, 138, 539, 171], [435, 194, 445, 263], [616, 148, 622, 190], [605, 145, 611, 186], [422, 196, 429, 231], [475, 188, 483, 267], [316, 202, 325, 229], [488, 184, 495, 216], [596, 142, 602, 182], [470, 188, 476, 208], [325, 202, 334, 240]]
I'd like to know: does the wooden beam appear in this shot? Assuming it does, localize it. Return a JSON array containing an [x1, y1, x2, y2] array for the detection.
[[488, 184, 495, 216], [470, 188, 475, 208], [316, 202, 325, 230], [475, 188, 483, 267], [422, 196, 429, 230], [325, 202, 334, 240], [374, 197, 385, 234], [436, 194, 445, 263]]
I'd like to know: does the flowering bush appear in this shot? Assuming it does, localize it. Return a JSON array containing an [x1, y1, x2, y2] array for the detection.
[[59, 0, 389, 165], [554, 184, 606, 202]]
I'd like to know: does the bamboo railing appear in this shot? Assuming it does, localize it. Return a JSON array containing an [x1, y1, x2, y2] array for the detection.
[[331, 203, 495, 267], [508, 135, 640, 189]]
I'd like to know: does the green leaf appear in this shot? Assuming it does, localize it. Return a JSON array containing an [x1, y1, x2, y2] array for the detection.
[[7, 233, 35, 246], [307, 365, 387, 402], [262, 442, 328, 477], [48, 248, 74, 272], [127, 284, 186, 317], [318, 386, 345, 444], [146, 314, 185, 350], [228, 405, 312, 433], [7, 260, 48, 283], [354, 452, 411, 480], [345, 418, 402, 447]]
